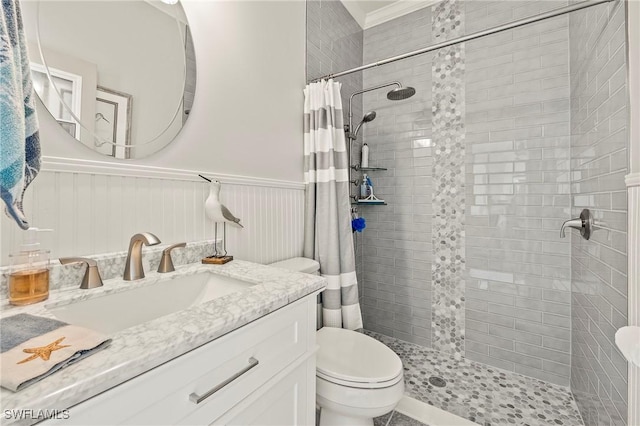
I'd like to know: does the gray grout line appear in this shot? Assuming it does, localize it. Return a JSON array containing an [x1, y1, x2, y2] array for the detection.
[[385, 411, 395, 426]]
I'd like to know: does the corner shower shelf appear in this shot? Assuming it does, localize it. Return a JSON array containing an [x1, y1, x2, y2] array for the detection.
[[350, 166, 387, 206], [350, 165, 388, 171], [351, 201, 387, 206]]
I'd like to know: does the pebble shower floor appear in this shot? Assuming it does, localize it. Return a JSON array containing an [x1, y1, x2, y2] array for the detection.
[[366, 331, 585, 426]]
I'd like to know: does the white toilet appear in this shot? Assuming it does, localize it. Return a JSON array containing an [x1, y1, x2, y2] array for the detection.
[[270, 258, 405, 426]]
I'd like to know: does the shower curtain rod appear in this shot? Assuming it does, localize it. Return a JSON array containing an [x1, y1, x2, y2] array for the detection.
[[310, 0, 617, 83]]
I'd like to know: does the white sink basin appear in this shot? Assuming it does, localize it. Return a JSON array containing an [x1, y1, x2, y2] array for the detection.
[[48, 272, 257, 334]]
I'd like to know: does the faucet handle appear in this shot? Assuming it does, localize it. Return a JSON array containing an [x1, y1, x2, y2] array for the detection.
[[59, 257, 104, 289], [158, 243, 186, 273]]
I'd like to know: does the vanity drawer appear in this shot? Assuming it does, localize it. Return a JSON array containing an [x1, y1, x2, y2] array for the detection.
[[55, 297, 314, 425]]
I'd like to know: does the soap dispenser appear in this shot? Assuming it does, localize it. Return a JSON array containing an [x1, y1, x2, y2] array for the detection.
[[8, 228, 52, 305]]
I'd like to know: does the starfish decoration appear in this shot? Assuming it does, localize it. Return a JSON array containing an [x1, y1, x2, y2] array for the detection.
[[17, 337, 71, 364]]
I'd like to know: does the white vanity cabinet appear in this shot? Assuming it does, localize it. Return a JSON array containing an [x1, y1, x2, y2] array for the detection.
[[44, 295, 318, 425]]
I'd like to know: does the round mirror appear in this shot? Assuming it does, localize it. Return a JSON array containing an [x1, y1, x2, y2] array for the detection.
[[21, 0, 196, 159]]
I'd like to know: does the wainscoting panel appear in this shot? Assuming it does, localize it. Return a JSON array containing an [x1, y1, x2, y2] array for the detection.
[[1, 158, 305, 267]]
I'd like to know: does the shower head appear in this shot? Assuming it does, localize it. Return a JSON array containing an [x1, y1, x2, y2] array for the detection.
[[387, 86, 416, 101], [362, 111, 377, 123], [353, 111, 377, 138]]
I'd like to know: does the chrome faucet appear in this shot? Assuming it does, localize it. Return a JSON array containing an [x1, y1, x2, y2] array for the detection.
[[560, 209, 593, 240], [123, 232, 161, 280]]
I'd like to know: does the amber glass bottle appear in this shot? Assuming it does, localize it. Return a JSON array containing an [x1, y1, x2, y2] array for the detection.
[[7, 229, 51, 305]]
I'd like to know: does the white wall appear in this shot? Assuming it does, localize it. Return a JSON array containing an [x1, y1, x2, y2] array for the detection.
[[629, 0, 639, 175], [36, 0, 306, 182], [0, 1, 306, 264], [626, 1, 640, 425]]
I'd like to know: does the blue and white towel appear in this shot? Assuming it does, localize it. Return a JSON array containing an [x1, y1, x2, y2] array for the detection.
[[1, 0, 41, 230], [1, 314, 111, 392]]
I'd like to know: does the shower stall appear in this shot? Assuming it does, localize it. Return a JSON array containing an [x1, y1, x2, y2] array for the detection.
[[307, 0, 629, 424]]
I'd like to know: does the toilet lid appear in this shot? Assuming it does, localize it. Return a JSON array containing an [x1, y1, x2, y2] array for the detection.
[[316, 328, 403, 384]]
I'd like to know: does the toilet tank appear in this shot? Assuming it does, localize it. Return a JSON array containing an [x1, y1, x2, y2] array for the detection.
[[270, 257, 322, 329], [269, 257, 320, 275]]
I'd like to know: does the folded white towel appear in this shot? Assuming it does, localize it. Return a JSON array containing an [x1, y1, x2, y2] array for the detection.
[[0, 314, 111, 391]]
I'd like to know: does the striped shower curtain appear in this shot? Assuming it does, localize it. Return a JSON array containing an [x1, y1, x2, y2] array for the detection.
[[303, 79, 363, 330]]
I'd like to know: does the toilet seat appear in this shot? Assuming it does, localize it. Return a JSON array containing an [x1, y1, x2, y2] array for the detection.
[[316, 370, 403, 389], [316, 328, 403, 389]]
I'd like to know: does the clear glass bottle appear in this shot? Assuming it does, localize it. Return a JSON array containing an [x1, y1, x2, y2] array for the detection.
[[8, 228, 51, 306]]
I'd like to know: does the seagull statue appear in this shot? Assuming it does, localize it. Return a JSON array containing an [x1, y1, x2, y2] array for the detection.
[[201, 176, 243, 228], [200, 175, 243, 260]]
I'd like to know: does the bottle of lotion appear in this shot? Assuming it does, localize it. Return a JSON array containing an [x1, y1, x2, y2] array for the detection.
[[361, 143, 369, 168]]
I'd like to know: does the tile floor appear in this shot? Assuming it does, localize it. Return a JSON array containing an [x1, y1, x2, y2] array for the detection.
[[317, 409, 428, 426], [366, 331, 585, 426], [375, 410, 429, 426]]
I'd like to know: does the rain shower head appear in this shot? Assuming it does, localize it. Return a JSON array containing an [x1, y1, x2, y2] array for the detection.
[[387, 86, 416, 101], [353, 111, 377, 138]]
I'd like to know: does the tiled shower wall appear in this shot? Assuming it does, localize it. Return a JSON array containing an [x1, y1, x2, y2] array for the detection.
[[357, 0, 576, 385], [463, 1, 573, 386], [568, 1, 628, 424], [306, 0, 363, 131], [305, 0, 364, 298], [360, 7, 434, 347]]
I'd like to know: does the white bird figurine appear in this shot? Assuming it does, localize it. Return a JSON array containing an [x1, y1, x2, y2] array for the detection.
[[203, 178, 243, 228]]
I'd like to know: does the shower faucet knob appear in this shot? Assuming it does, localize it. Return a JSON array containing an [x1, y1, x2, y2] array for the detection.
[[560, 209, 592, 240]]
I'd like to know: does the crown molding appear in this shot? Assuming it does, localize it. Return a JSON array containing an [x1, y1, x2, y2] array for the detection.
[[340, 1, 367, 29], [364, 1, 438, 29], [40, 156, 305, 190]]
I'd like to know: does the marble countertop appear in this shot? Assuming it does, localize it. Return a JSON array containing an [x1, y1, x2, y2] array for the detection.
[[0, 260, 326, 423]]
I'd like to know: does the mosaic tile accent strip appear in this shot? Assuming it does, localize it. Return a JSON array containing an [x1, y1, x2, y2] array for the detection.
[[432, 0, 463, 41], [366, 330, 584, 426], [430, 0, 466, 355]]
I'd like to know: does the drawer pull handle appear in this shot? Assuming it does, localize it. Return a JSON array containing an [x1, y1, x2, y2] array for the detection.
[[189, 357, 259, 404]]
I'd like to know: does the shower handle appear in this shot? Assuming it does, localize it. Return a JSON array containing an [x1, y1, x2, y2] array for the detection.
[[560, 209, 592, 240]]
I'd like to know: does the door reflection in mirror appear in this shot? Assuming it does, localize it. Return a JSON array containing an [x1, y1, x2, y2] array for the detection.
[[21, 0, 196, 159]]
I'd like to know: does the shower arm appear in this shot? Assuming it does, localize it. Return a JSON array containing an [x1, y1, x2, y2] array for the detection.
[[347, 82, 401, 138]]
